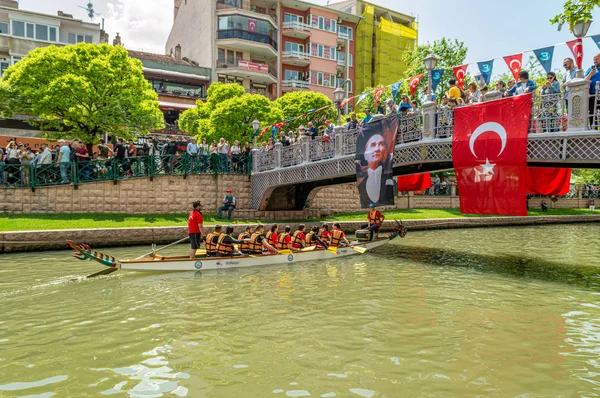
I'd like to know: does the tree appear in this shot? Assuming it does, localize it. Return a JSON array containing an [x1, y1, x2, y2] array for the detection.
[[401, 38, 468, 101], [273, 91, 336, 130], [354, 85, 393, 113], [551, 0, 599, 31], [0, 43, 163, 145]]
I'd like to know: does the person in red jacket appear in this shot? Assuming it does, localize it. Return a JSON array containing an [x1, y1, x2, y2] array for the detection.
[[188, 201, 205, 258], [361, 203, 384, 241]]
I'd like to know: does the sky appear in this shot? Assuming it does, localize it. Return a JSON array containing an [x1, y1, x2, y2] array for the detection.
[[19, 0, 600, 78]]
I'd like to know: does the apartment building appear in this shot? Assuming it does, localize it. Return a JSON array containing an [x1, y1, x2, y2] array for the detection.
[[166, 0, 359, 101], [328, 0, 418, 95]]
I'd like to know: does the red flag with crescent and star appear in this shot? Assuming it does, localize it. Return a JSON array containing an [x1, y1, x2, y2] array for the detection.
[[503, 53, 523, 82], [566, 38, 584, 70], [452, 94, 532, 216], [453, 65, 468, 89], [248, 18, 258, 32], [374, 87, 385, 104], [409, 74, 423, 96]]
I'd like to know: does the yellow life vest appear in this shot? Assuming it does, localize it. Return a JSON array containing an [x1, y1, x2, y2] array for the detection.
[[291, 230, 305, 248], [216, 234, 234, 256], [277, 232, 290, 250], [265, 231, 278, 247], [205, 232, 221, 254], [238, 232, 250, 252], [330, 230, 344, 247], [304, 231, 315, 246], [248, 232, 263, 254]]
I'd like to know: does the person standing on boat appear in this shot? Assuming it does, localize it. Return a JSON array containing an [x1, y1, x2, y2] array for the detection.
[[205, 225, 222, 257], [238, 225, 254, 254], [216, 226, 246, 257], [218, 189, 236, 221], [248, 225, 278, 255], [291, 225, 307, 249], [277, 225, 297, 252], [265, 224, 279, 248], [330, 223, 351, 247], [361, 204, 385, 241], [188, 201, 206, 259], [305, 226, 329, 248]]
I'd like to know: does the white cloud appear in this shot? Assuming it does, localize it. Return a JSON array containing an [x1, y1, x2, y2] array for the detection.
[[104, 0, 171, 54]]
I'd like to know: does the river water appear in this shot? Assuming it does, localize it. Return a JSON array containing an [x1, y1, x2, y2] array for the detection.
[[1, 224, 600, 397]]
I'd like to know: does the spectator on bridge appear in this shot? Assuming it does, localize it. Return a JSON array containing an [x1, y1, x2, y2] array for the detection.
[[298, 125, 307, 137], [217, 189, 236, 221], [163, 136, 178, 173], [243, 142, 251, 157], [495, 81, 507, 94], [279, 131, 290, 146], [385, 98, 396, 115], [348, 113, 359, 130], [231, 140, 241, 172], [267, 137, 275, 151], [98, 139, 113, 160], [398, 95, 412, 113], [324, 120, 335, 136], [287, 131, 296, 144], [480, 86, 489, 100], [540, 72, 561, 133], [218, 137, 229, 172], [307, 122, 318, 139], [562, 58, 578, 102], [584, 53, 600, 128], [56, 139, 71, 184], [38, 143, 53, 167], [448, 98, 459, 108], [411, 100, 420, 114], [75, 140, 91, 181], [447, 79, 462, 101], [198, 138, 208, 156], [467, 82, 481, 103], [362, 203, 385, 241], [259, 142, 268, 153], [375, 100, 385, 115], [186, 138, 199, 157], [506, 80, 516, 96], [362, 109, 373, 124], [507, 70, 536, 96], [439, 95, 449, 108]]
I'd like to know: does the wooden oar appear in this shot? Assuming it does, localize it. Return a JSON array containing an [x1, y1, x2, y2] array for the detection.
[[136, 236, 190, 259]]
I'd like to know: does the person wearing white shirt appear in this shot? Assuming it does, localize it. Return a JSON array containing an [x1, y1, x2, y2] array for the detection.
[[186, 139, 199, 156], [230, 140, 241, 172], [217, 137, 229, 172]]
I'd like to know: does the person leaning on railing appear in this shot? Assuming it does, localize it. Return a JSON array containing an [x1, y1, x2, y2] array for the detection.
[[540, 72, 561, 133]]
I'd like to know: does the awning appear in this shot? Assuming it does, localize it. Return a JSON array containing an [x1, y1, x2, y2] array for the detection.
[[143, 67, 210, 82], [158, 100, 196, 110]]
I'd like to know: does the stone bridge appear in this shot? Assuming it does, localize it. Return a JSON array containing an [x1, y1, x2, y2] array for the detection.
[[251, 80, 600, 211]]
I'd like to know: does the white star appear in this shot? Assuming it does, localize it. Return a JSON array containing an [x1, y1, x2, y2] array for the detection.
[[480, 158, 496, 175]]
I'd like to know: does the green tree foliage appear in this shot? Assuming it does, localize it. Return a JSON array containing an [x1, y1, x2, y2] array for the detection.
[[355, 85, 393, 113], [0, 43, 163, 144], [573, 168, 600, 183], [178, 82, 283, 143], [551, 0, 599, 31], [273, 91, 336, 130], [402, 38, 468, 100]]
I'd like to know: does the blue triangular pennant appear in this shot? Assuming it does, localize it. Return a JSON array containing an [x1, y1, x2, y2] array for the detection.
[[477, 60, 494, 85], [533, 46, 555, 74], [430, 69, 445, 92]]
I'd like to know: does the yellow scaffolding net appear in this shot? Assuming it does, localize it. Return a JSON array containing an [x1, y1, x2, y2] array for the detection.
[[355, 4, 374, 95], [374, 18, 417, 88]]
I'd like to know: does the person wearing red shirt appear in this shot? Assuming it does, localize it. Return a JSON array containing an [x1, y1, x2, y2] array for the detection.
[[265, 224, 279, 247], [318, 224, 331, 248], [291, 224, 306, 249], [188, 201, 205, 258], [277, 225, 297, 251], [361, 203, 385, 241]]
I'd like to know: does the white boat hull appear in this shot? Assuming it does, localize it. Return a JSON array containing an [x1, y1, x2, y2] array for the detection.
[[118, 239, 390, 272]]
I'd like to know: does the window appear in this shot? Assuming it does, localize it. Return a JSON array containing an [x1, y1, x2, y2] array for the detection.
[[26, 23, 34, 38], [12, 21, 24, 37], [349, 53, 352, 66], [68, 33, 76, 44], [317, 72, 323, 86], [218, 48, 225, 62], [338, 25, 353, 40], [330, 47, 336, 61], [284, 13, 303, 23], [49, 27, 56, 42], [0, 61, 9, 77], [318, 44, 323, 58], [284, 70, 304, 81], [318, 16, 324, 30], [11, 56, 21, 65], [285, 42, 304, 53], [0, 22, 8, 34], [227, 49, 234, 64], [35, 24, 48, 41]]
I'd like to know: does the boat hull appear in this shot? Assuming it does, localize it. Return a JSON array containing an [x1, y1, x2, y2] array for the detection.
[[119, 239, 390, 272]]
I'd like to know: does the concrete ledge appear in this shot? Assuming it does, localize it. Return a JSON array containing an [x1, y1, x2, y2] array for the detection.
[[1, 215, 599, 253]]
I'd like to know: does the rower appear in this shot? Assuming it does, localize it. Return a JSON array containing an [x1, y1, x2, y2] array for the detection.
[[291, 224, 306, 249], [277, 225, 297, 252], [238, 225, 255, 254], [318, 224, 331, 247], [306, 226, 329, 248], [248, 225, 278, 255], [265, 224, 279, 248], [216, 226, 246, 257], [361, 203, 385, 241], [330, 223, 351, 248], [204, 225, 222, 257]]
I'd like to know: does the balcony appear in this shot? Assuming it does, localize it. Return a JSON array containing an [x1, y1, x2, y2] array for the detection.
[[216, 59, 278, 85], [336, 58, 346, 70], [337, 31, 350, 44], [217, 29, 278, 58], [281, 50, 310, 67], [282, 21, 311, 39], [216, 0, 277, 26], [282, 80, 310, 91]]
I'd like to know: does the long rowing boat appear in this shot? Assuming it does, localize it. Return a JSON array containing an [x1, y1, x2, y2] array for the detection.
[[67, 225, 406, 274]]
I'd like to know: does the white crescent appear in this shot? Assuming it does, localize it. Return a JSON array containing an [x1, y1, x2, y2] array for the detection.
[[469, 122, 507, 159], [456, 68, 465, 80], [574, 41, 582, 55], [510, 59, 521, 70], [411, 77, 419, 87]]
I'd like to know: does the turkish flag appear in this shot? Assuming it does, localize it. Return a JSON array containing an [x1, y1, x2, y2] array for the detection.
[[248, 18, 258, 32], [374, 87, 385, 104], [409, 74, 423, 96], [397, 173, 431, 192], [566, 38, 583, 69], [503, 53, 523, 82], [453, 65, 468, 89], [527, 167, 571, 196], [452, 94, 532, 216]]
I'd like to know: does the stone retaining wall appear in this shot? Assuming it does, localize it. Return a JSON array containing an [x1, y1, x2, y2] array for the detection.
[[2, 215, 599, 253]]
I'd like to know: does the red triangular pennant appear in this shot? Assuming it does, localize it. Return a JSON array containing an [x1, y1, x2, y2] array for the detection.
[[566, 38, 583, 70], [409, 74, 423, 96], [374, 87, 385, 104], [503, 53, 523, 82], [453, 65, 468, 89]]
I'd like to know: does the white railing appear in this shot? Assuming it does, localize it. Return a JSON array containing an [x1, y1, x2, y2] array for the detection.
[[282, 21, 311, 31], [308, 137, 335, 162], [337, 31, 350, 40], [282, 80, 309, 89], [254, 150, 277, 173], [282, 50, 310, 60], [281, 143, 303, 167], [337, 58, 345, 67]]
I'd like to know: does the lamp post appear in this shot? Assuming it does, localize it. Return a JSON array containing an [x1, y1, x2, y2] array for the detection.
[[333, 87, 345, 126], [423, 54, 439, 102], [251, 119, 260, 149], [572, 19, 592, 78]]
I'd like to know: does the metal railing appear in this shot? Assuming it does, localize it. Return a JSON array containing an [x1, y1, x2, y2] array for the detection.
[[397, 111, 422, 143], [590, 82, 600, 130], [282, 21, 311, 31], [0, 154, 252, 189], [309, 137, 335, 162], [281, 143, 303, 167], [531, 92, 566, 133], [254, 150, 276, 173], [282, 50, 310, 60], [282, 80, 309, 89], [217, 29, 278, 51], [435, 108, 454, 139], [337, 31, 350, 40]]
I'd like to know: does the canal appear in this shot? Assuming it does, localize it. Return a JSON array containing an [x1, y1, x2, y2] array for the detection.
[[1, 224, 599, 397]]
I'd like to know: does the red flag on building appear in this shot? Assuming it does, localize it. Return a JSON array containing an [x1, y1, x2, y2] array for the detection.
[[397, 173, 431, 192], [503, 53, 523, 82], [566, 38, 584, 69], [248, 18, 258, 32], [453, 65, 468, 89], [374, 87, 385, 104], [452, 94, 532, 216], [527, 168, 572, 196], [408, 74, 423, 96]]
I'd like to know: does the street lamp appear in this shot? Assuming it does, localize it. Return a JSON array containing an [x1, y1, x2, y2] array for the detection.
[[251, 119, 260, 149], [333, 87, 345, 126], [572, 19, 592, 78], [423, 54, 439, 102]]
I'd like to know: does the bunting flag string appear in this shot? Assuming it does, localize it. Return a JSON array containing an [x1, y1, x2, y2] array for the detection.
[[503, 53, 523, 82], [453, 65, 468, 89], [591, 34, 600, 51], [409, 74, 424, 96], [374, 87, 386, 104]]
